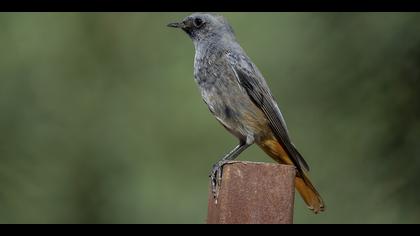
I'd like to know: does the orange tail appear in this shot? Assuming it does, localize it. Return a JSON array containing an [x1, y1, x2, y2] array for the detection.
[[258, 138, 325, 213], [295, 172, 325, 213]]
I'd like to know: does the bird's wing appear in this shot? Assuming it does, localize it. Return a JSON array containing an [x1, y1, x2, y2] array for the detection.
[[227, 52, 310, 172]]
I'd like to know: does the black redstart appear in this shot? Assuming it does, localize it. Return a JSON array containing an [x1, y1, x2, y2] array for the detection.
[[168, 13, 325, 213]]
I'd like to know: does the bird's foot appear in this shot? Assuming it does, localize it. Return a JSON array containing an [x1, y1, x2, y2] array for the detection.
[[209, 160, 230, 201]]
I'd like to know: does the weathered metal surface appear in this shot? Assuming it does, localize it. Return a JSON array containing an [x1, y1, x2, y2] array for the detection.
[[207, 161, 296, 224]]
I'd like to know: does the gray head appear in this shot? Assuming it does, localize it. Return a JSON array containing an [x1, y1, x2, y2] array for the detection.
[[167, 13, 235, 43]]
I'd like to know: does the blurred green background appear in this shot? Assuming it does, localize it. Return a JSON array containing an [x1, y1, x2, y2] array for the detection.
[[0, 13, 419, 224]]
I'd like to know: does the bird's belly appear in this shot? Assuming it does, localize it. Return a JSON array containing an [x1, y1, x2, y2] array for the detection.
[[201, 85, 270, 142]]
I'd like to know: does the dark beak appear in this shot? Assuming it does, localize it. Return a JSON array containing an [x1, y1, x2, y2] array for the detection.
[[167, 22, 184, 28]]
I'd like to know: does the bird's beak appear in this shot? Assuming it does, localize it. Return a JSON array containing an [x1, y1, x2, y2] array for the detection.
[[167, 22, 184, 28]]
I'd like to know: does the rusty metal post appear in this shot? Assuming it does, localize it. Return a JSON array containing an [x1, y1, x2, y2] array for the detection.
[[207, 161, 296, 224]]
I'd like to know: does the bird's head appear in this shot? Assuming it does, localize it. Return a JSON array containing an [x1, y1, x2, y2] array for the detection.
[[167, 13, 235, 43]]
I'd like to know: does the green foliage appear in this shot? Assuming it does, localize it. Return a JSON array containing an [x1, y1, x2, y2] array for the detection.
[[0, 13, 419, 223]]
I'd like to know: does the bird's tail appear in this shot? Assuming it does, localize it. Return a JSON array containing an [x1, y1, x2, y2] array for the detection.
[[258, 138, 325, 213], [295, 172, 325, 213]]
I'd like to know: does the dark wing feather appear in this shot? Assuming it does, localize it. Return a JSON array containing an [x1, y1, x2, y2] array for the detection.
[[228, 54, 310, 173]]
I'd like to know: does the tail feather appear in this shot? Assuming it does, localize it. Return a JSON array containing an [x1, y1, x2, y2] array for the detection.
[[258, 138, 325, 213], [295, 172, 325, 213]]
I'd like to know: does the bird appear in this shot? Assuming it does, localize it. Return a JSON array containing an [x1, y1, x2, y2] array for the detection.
[[168, 13, 325, 213]]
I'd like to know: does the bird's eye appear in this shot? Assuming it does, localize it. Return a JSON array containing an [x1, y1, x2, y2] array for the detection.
[[193, 18, 204, 28]]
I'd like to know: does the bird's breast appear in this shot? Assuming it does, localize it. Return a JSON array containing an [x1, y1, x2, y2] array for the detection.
[[193, 57, 270, 141]]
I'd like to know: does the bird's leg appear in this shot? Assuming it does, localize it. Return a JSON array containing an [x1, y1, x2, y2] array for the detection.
[[209, 140, 251, 199]]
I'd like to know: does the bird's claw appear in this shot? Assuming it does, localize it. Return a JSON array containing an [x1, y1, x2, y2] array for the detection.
[[209, 161, 228, 200]]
